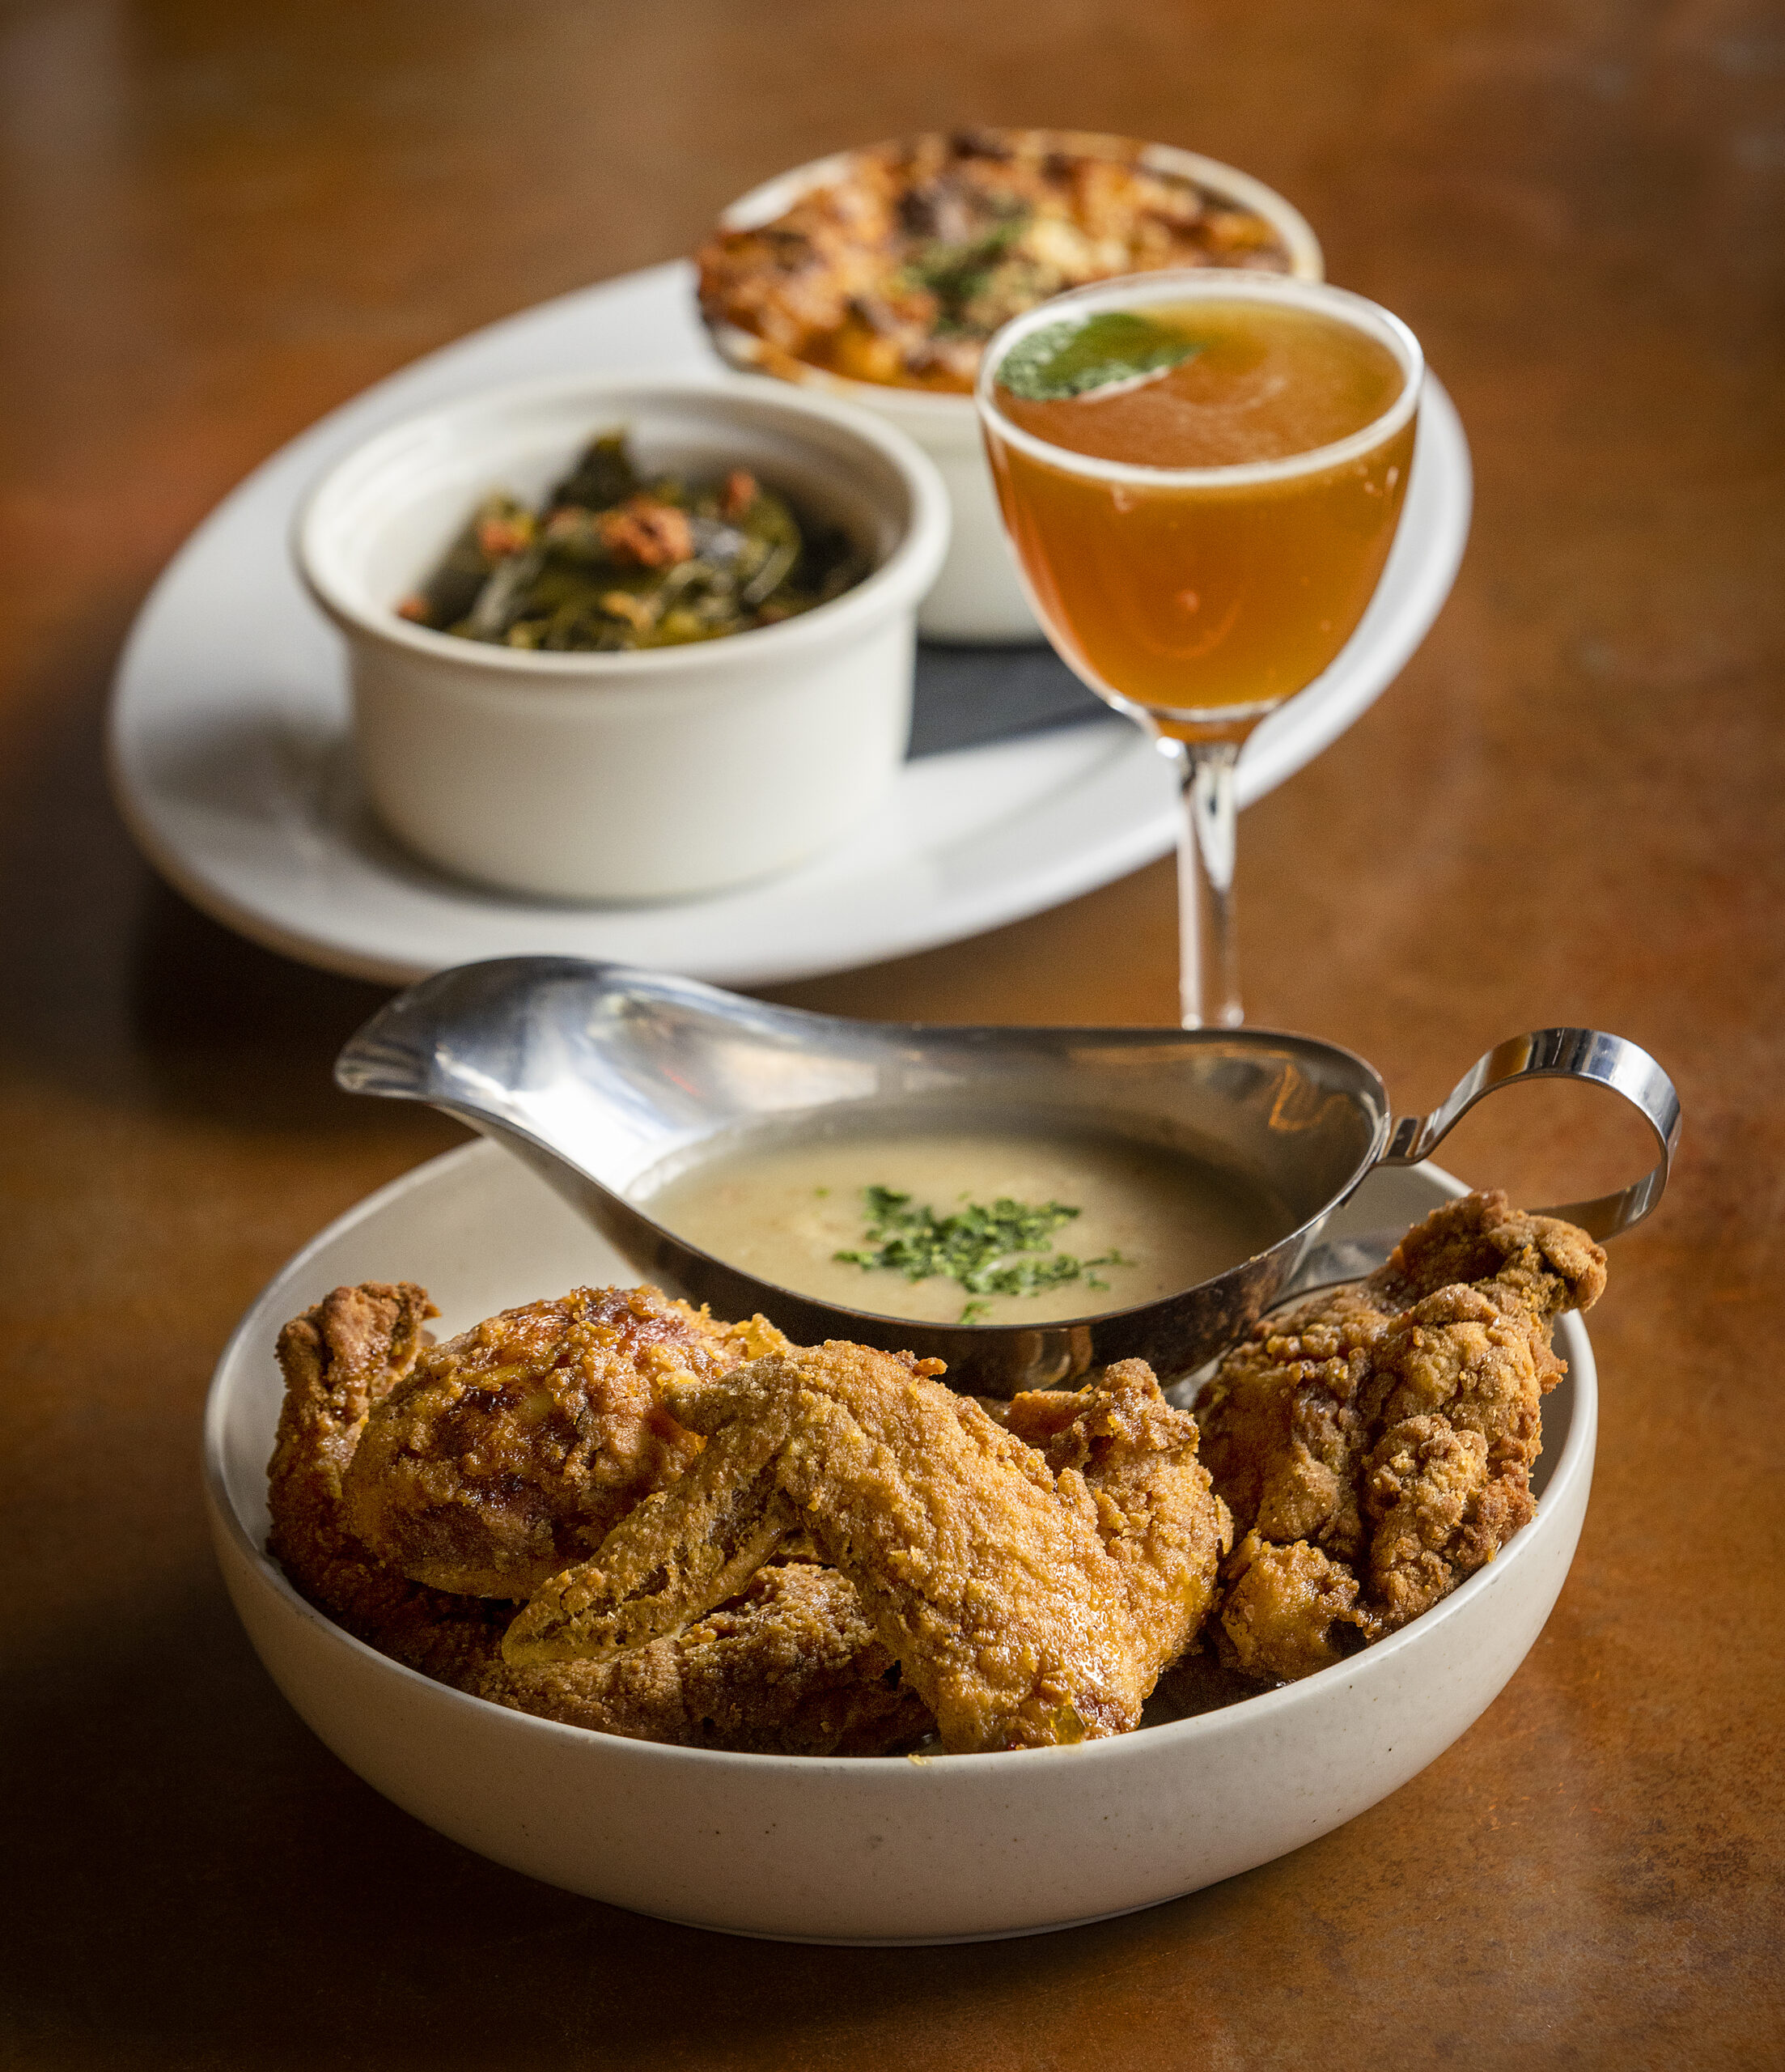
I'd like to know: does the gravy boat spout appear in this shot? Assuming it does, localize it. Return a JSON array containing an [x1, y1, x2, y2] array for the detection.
[[336, 957, 1678, 1394]]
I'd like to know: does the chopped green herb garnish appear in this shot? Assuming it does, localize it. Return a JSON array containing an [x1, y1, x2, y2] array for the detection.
[[833, 1185, 1135, 1310], [996, 311, 1201, 402], [959, 1300, 992, 1325]]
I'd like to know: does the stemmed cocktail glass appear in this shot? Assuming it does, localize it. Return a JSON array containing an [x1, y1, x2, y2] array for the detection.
[[976, 273, 1423, 1027]]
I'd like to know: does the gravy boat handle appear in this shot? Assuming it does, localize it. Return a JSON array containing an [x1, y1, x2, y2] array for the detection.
[[1275, 1028, 1681, 1305], [1380, 1026, 1681, 1241]]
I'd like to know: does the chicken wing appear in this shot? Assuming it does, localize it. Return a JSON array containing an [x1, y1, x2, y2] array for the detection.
[[1196, 1190, 1606, 1682], [505, 1342, 1229, 1753]]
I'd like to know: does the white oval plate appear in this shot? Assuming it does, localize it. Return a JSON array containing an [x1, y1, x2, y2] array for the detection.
[[112, 263, 1469, 989], [206, 1144, 1592, 1943]]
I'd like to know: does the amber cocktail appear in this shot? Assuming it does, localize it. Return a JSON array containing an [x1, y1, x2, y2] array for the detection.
[[977, 274, 1422, 1026]]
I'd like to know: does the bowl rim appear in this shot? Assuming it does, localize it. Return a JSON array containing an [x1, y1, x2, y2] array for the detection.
[[292, 369, 952, 682], [204, 1138, 1596, 1780], [705, 130, 1325, 421]]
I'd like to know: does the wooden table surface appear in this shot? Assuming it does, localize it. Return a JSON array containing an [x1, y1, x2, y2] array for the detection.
[[3, 2, 1780, 2064]]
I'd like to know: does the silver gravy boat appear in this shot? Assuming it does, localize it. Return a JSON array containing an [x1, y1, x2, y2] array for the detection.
[[336, 957, 1680, 1394]]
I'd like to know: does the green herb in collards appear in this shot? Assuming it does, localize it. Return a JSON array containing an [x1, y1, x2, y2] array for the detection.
[[996, 310, 1202, 402], [833, 1185, 1133, 1317]]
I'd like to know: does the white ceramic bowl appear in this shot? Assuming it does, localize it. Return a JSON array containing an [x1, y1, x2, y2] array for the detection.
[[295, 375, 949, 901], [204, 1144, 1595, 1945], [705, 136, 1324, 643]]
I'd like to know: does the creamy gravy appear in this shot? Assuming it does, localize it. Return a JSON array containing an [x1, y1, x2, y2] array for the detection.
[[641, 1123, 1284, 1326]]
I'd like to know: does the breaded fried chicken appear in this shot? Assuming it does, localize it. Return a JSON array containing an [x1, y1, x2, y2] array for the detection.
[[998, 1359, 1232, 1678], [267, 1282, 924, 1753], [1195, 1191, 1606, 1682], [504, 1343, 1228, 1753], [477, 1561, 932, 1756], [266, 1282, 511, 1684], [341, 1286, 768, 1598]]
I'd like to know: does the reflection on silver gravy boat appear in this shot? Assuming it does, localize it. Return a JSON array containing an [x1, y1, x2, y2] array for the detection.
[[336, 958, 1679, 1394]]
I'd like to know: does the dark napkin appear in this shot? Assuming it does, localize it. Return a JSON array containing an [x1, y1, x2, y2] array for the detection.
[[908, 641, 1110, 758]]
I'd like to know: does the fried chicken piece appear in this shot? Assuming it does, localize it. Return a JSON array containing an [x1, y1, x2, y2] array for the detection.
[[341, 1286, 762, 1598], [269, 1284, 921, 1751], [505, 1344, 1228, 1753], [477, 1562, 932, 1756], [266, 1282, 511, 1685], [997, 1360, 1232, 1676], [1367, 1184, 1606, 1319], [501, 1393, 807, 1659], [1217, 1533, 1363, 1684], [1196, 1191, 1607, 1681]]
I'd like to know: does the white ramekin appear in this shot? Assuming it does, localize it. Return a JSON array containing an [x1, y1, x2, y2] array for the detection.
[[295, 375, 950, 902], [706, 137, 1324, 643]]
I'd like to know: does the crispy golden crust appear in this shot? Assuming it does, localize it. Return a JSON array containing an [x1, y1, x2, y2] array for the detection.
[[267, 1284, 921, 1752], [681, 1345, 1152, 1754], [507, 1343, 1228, 1755], [341, 1285, 748, 1598], [265, 1282, 511, 1686], [477, 1562, 932, 1756], [999, 1359, 1232, 1682], [1368, 1190, 1607, 1318], [1217, 1532, 1362, 1681], [1196, 1191, 1607, 1681], [500, 1412, 803, 1662]]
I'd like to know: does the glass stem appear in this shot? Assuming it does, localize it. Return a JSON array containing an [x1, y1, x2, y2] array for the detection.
[[1160, 733, 1244, 1030]]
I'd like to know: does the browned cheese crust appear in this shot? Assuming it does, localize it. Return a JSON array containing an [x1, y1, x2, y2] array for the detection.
[[341, 1284, 760, 1598], [1195, 1191, 1608, 1683], [698, 129, 1290, 393], [505, 1343, 1228, 1755]]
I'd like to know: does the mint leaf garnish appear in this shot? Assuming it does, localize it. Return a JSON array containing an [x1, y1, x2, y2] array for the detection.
[[996, 311, 1200, 401]]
